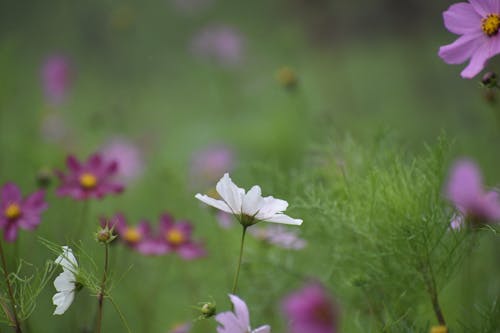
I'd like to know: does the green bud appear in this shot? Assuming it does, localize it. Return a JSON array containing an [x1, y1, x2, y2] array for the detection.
[[201, 302, 216, 318]]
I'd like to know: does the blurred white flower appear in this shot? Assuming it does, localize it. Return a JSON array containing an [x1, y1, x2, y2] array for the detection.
[[195, 173, 302, 226], [52, 246, 78, 315]]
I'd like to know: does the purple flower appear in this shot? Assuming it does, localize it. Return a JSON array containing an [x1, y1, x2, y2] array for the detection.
[[157, 214, 206, 260], [56, 154, 124, 200], [190, 145, 235, 187], [100, 138, 144, 183], [190, 25, 246, 67], [0, 183, 48, 242], [168, 322, 191, 333], [282, 282, 338, 333], [446, 159, 500, 226], [249, 225, 307, 250], [41, 54, 74, 106], [438, 0, 500, 78], [216, 294, 271, 333]]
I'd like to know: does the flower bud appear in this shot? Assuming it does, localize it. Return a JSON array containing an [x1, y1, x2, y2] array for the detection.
[[95, 224, 117, 244], [276, 66, 299, 90], [200, 302, 216, 318], [481, 71, 497, 88], [36, 168, 53, 189]]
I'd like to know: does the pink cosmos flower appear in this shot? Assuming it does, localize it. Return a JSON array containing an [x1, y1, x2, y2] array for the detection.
[[102, 213, 156, 254], [216, 294, 271, 333], [282, 282, 338, 333], [156, 214, 206, 260], [446, 159, 500, 227], [100, 138, 144, 183], [439, 0, 500, 78], [0, 183, 47, 242], [41, 54, 74, 106], [190, 25, 246, 67], [190, 145, 235, 187], [248, 225, 307, 250], [56, 154, 124, 200]]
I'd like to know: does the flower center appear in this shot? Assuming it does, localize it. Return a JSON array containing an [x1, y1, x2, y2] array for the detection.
[[123, 227, 141, 243], [79, 173, 97, 189], [166, 229, 185, 246], [482, 14, 500, 36], [4, 203, 21, 219]]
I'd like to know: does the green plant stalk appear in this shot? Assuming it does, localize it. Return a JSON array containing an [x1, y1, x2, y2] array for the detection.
[[0, 240, 22, 333], [96, 243, 109, 333], [231, 226, 248, 294]]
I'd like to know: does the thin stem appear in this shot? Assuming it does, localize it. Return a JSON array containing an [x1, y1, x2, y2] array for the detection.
[[0, 240, 22, 333], [231, 226, 247, 294], [96, 243, 109, 333]]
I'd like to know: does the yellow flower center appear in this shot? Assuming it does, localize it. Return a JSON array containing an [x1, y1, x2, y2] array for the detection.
[[482, 14, 500, 36], [4, 203, 21, 219], [430, 326, 448, 333], [123, 227, 141, 243], [79, 173, 97, 189], [166, 229, 185, 246]]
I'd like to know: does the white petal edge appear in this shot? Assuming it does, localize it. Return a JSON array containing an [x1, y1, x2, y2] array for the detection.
[[215, 173, 245, 214], [54, 246, 78, 273], [241, 186, 263, 216], [52, 290, 75, 315], [195, 194, 233, 214], [252, 325, 271, 333], [54, 270, 75, 292], [264, 214, 303, 226]]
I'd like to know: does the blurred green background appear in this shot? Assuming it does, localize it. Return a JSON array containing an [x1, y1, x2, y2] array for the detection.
[[1, 0, 500, 332]]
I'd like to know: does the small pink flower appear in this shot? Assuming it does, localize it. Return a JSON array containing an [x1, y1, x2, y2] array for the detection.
[[0, 183, 48, 242], [100, 138, 144, 183], [56, 154, 124, 200], [41, 54, 74, 106], [439, 0, 500, 78], [445, 159, 500, 227], [248, 225, 307, 250], [157, 214, 206, 260], [282, 282, 339, 333], [216, 294, 270, 333], [190, 145, 235, 186], [190, 25, 246, 67]]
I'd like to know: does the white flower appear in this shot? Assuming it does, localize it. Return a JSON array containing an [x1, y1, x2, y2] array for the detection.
[[52, 246, 78, 315], [216, 294, 271, 333], [195, 173, 302, 226]]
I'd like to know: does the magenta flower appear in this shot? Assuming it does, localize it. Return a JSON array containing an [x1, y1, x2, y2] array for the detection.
[[0, 183, 47, 242], [41, 54, 74, 106], [157, 214, 206, 260], [439, 0, 500, 78], [216, 294, 271, 333], [190, 25, 246, 67], [446, 159, 500, 227], [100, 138, 144, 183], [282, 282, 338, 333], [56, 154, 124, 200], [248, 225, 307, 250]]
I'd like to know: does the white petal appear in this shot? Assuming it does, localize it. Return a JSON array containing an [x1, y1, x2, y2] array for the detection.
[[195, 194, 233, 214], [216, 173, 245, 214], [54, 270, 75, 292], [55, 246, 78, 272], [241, 186, 264, 216], [228, 294, 250, 330], [252, 325, 271, 333], [264, 214, 303, 225], [255, 197, 288, 220], [52, 290, 75, 315]]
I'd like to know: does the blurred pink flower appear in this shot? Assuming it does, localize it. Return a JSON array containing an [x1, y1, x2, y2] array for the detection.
[[190, 145, 235, 186], [56, 154, 124, 200], [41, 54, 74, 106], [216, 294, 270, 333], [282, 282, 338, 333], [216, 211, 235, 229], [446, 159, 500, 227], [100, 138, 144, 183], [191, 25, 246, 67], [156, 214, 206, 260], [438, 0, 500, 78], [0, 183, 47, 242], [249, 225, 307, 250]]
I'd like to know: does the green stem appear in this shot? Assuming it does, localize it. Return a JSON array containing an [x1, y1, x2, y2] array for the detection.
[[96, 243, 109, 333], [0, 240, 21, 333], [231, 226, 248, 294]]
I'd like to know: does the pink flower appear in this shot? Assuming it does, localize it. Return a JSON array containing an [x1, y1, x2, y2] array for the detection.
[[41, 54, 74, 106], [439, 0, 500, 78], [100, 138, 144, 183], [156, 214, 206, 260], [190, 25, 246, 67], [216, 294, 270, 333], [282, 282, 338, 333], [56, 154, 124, 200], [446, 159, 500, 226], [190, 145, 235, 186], [248, 225, 307, 250], [0, 183, 48, 242]]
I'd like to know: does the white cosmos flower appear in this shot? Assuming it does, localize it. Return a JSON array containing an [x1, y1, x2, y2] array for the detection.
[[52, 246, 78, 315], [195, 173, 302, 226]]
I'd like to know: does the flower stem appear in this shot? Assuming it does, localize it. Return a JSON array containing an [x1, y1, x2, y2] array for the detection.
[[231, 226, 248, 294], [0, 240, 22, 333], [96, 243, 109, 333]]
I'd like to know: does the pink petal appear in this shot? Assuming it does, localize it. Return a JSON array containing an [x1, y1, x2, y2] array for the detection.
[[461, 37, 500, 78], [443, 3, 482, 34], [439, 32, 485, 64], [446, 159, 483, 207], [24, 191, 48, 212], [229, 295, 250, 330], [469, 0, 500, 17], [4, 223, 18, 242], [178, 243, 206, 260], [66, 156, 81, 172], [1, 183, 22, 203]]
